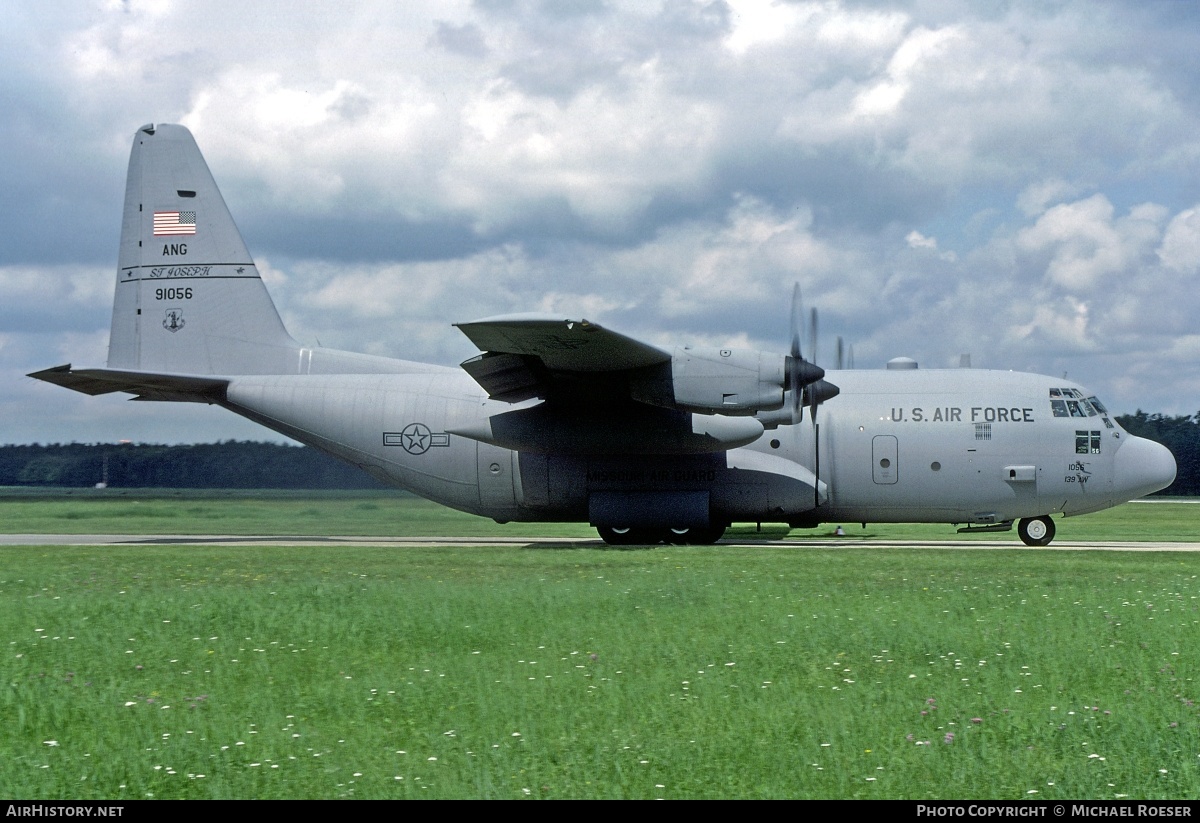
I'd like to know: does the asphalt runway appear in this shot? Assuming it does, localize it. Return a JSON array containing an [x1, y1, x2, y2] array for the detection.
[[2, 534, 1198, 551]]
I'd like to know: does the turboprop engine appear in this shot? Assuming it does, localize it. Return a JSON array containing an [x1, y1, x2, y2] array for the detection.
[[664, 347, 787, 414]]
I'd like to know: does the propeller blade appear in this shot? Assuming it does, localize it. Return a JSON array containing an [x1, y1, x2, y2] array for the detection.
[[808, 307, 818, 368], [789, 283, 803, 421], [789, 283, 802, 361], [808, 307, 820, 427], [836, 337, 844, 371]]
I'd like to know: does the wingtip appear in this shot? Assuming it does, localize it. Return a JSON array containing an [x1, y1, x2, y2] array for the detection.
[[27, 363, 73, 380]]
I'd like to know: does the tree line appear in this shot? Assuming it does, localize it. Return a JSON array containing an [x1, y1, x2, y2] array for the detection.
[[0, 413, 1195, 493], [1114, 412, 1198, 495], [0, 441, 386, 490]]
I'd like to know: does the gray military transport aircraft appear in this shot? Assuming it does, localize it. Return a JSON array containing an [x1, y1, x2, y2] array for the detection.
[[31, 124, 1178, 546]]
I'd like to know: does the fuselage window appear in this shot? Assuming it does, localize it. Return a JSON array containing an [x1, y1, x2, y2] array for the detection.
[[1051, 399, 1069, 417], [1076, 430, 1101, 454]]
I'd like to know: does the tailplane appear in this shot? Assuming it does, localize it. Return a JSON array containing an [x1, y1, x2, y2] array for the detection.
[[107, 123, 299, 375]]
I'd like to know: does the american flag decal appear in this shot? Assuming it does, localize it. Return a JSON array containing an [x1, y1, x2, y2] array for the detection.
[[153, 211, 197, 236]]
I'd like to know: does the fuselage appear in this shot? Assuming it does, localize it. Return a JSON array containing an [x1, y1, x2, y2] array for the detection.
[[216, 356, 1176, 530]]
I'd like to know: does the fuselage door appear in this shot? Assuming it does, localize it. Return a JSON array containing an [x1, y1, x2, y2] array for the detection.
[[478, 442, 517, 512], [872, 435, 898, 485]]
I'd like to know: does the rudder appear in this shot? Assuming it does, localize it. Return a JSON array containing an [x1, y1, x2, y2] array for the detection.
[[107, 123, 299, 375]]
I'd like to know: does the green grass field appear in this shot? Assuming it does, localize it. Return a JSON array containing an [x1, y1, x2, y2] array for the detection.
[[1, 493, 1198, 799]]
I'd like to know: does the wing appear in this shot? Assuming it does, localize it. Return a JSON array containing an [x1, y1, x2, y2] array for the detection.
[[453, 314, 766, 454], [455, 314, 672, 404]]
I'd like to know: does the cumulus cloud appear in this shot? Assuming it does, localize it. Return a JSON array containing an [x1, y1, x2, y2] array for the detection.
[[1016, 195, 1167, 291], [4, 0, 1200, 444], [1159, 207, 1200, 274]]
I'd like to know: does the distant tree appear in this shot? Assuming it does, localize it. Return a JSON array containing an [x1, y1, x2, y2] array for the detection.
[[1115, 412, 1198, 495], [0, 442, 388, 490]]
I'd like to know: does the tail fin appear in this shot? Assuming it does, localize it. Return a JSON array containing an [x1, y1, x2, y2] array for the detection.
[[107, 123, 299, 375]]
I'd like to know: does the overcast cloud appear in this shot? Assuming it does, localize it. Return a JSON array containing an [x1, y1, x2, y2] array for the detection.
[[4, 0, 1200, 444]]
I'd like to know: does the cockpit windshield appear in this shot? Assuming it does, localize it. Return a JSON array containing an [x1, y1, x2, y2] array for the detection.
[[1049, 389, 1114, 428]]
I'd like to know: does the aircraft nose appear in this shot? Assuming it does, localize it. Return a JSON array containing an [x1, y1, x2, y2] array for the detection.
[[1114, 435, 1176, 500]]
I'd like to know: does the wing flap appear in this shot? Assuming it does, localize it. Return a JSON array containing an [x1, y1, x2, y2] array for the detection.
[[459, 352, 543, 403]]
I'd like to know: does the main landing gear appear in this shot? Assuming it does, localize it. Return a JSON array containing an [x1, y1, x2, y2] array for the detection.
[[1017, 515, 1056, 547], [597, 524, 727, 546]]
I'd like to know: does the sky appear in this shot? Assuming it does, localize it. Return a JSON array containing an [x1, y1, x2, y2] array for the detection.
[[4, 0, 1200, 445]]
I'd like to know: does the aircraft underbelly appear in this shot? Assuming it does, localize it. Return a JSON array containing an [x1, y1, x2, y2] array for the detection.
[[509, 450, 822, 524]]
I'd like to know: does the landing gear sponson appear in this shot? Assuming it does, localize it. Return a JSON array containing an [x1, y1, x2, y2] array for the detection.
[[597, 524, 727, 545]]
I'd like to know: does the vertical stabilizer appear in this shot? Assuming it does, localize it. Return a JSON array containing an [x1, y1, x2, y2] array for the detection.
[[107, 123, 299, 375]]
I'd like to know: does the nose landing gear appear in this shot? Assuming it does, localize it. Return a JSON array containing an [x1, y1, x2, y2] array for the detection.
[[1017, 515, 1056, 547]]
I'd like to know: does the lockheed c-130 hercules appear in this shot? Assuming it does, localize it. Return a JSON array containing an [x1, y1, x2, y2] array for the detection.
[[31, 124, 1177, 546]]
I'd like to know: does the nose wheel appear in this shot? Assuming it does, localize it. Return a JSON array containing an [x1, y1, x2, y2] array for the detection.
[[1017, 516, 1055, 547]]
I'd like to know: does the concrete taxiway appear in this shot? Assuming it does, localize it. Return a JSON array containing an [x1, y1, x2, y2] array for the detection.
[[1, 534, 1197, 551]]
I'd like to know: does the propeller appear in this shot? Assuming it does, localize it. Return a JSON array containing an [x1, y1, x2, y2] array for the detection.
[[786, 285, 826, 423], [795, 300, 840, 427], [783, 287, 840, 510]]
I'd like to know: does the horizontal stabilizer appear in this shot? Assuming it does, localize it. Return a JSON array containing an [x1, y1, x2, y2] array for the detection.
[[29, 364, 228, 403]]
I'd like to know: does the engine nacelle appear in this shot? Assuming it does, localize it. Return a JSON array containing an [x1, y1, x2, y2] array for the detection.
[[666, 346, 786, 414]]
